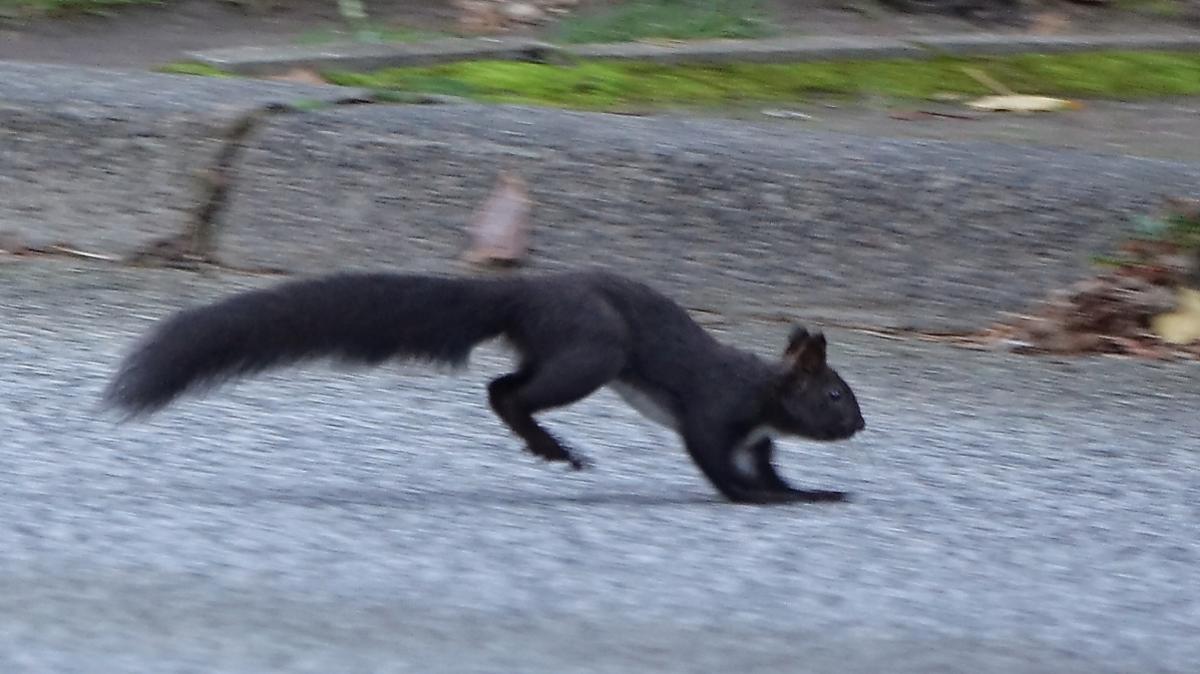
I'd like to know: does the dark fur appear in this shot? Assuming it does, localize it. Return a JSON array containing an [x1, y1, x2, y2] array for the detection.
[[105, 269, 865, 504]]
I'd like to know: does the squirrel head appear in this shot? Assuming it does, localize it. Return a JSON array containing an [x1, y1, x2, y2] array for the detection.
[[766, 325, 865, 441]]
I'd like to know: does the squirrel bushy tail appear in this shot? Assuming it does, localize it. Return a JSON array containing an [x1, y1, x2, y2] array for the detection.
[[104, 273, 513, 416]]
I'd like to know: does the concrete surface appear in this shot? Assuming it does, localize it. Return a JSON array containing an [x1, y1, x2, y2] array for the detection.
[[187, 32, 1200, 75], [5, 61, 1200, 332], [193, 37, 558, 77], [0, 60, 366, 256], [4, 55, 1200, 336], [0, 258, 1196, 673], [543, 34, 924, 64], [910, 32, 1200, 55], [6, 0, 1200, 72], [219, 101, 1200, 331]]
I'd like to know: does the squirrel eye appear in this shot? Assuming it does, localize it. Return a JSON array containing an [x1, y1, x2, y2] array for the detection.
[[829, 389, 842, 401]]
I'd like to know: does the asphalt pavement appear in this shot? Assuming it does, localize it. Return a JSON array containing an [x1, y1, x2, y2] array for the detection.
[[0, 258, 1197, 673]]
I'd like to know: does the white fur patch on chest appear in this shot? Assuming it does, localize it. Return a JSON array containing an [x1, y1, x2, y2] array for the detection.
[[732, 425, 775, 478], [608, 382, 679, 430]]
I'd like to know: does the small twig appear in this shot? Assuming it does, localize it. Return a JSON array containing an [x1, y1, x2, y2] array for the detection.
[[960, 67, 1017, 96], [922, 110, 978, 120], [889, 109, 978, 121], [847, 327, 908, 341], [45, 245, 118, 261]]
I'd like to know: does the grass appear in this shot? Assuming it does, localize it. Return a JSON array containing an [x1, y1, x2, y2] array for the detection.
[[317, 51, 1200, 112], [551, 0, 775, 44], [1112, 0, 1187, 17], [1092, 199, 1200, 273], [1134, 204, 1200, 249], [0, 0, 156, 17]]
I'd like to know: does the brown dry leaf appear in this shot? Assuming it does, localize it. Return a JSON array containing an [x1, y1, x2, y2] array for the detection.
[[455, 0, 511, 33], [1030, 11, 1070, 35], [1120, 238, 1180, 257], [1040, 328, 1105, 354], [1118, 336, 1174, 360], [464, 171, 531, 267], [268, 68, 329, 86], [1151, 287, 1200, 345], [1163, 196, 1200, 221], [993, 270, 1194, 358]]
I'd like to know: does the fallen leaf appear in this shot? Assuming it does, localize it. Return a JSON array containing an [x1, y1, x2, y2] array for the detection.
[[966, 95, 1080, 113], [761, 109, 813, 120], [1151, 287, 1200, 344], [464, 171, 531, 266], [268, 68, 329, 86], [1030, 11, 1070, 35], [929, 92, 967, 102]]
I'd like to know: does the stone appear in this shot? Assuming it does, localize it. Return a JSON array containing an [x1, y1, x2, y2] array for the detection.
[[501, 2, 547, 24]]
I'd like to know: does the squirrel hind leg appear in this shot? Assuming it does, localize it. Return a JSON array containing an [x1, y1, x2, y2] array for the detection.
[[486, 346, 625, 470], [487, 373, 590, 470]]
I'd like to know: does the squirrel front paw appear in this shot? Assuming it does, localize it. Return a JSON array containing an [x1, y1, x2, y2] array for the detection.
[[527, 436, 592, 470], [732, 488, 848, 505]]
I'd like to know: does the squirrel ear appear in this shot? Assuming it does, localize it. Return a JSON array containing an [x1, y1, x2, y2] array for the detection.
[[785, 326, 826, 373], [784, 325, 810, 357]]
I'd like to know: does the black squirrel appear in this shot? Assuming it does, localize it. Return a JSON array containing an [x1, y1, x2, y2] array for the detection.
[[104, 269, 866, 504]]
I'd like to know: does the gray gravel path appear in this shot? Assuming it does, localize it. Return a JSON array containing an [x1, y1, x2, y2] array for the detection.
[[1, 259, 1197, 673]]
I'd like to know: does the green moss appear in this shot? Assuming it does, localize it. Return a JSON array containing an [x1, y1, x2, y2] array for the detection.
[[1090, 254, 1129, 269], [986, 51, 1200, 98], [320, 51, 1200, 112], [551, 0, 774, 44], [288, 98, 334, 111], [323, 69, 479, 99], [1112, 0, 1185, 16], [155, 62, 237, 78]]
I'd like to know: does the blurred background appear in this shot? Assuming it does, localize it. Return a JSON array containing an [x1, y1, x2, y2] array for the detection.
[[1, 1, 1198, 672]]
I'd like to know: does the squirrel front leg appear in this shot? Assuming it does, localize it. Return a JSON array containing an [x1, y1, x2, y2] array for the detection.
[[743, 436, 847, 502], [682, 422, 845, 504]]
